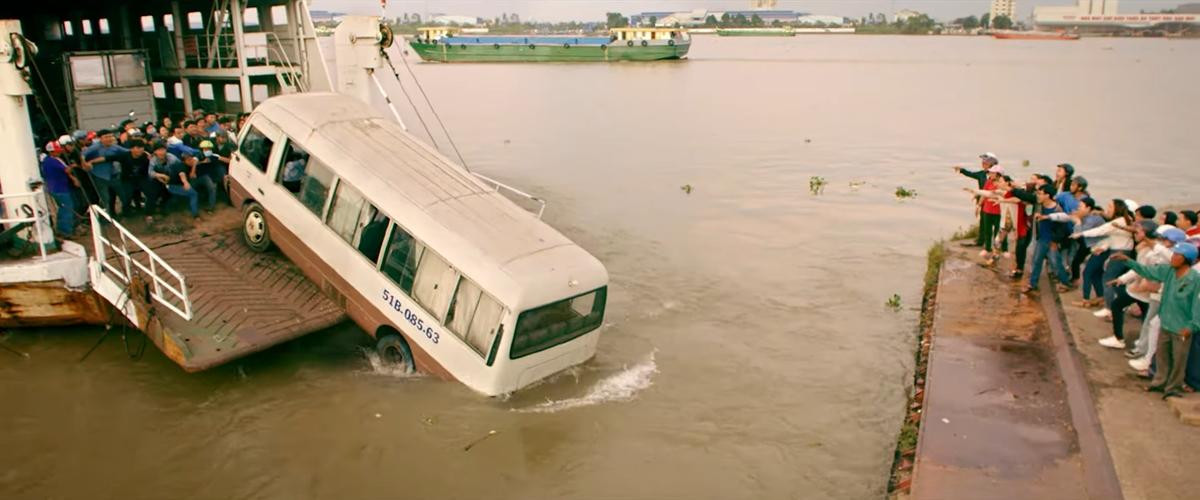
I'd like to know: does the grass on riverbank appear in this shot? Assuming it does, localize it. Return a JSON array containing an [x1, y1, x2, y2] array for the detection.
[[887, 240, 946, 496], [950, 224, 979, 242]]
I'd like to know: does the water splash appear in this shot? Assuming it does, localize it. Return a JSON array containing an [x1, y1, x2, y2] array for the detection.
[[515, 351, 658, 413], [362, 349, 426, 379]]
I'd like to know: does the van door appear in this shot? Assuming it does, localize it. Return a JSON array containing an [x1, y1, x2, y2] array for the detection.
[[230, 117, 285, 203]]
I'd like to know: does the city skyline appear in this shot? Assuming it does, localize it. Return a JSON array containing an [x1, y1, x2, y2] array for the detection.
[[312, 0, 1189, 22]]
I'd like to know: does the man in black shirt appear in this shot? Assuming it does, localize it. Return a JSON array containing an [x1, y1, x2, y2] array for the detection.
[[121, 140, 151, 212]]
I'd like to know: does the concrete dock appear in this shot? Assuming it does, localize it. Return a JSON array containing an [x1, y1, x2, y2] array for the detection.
[[905, 246, 1122, 499]]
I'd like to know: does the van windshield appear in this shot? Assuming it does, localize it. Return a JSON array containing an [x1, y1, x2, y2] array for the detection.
[[510, 287, 607, 359]]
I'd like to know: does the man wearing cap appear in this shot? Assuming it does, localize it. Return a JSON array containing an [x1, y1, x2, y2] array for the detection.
[[1112, 242, 1200, 399], [40, 141, 79, 236], [1054, 163, 1075, 195], [82, 129, 131, 215], [54, 134, 92, 220], [954, 152, 1002, 248], [1128, 227, 1190, 372], [192, 141, 219, 212]]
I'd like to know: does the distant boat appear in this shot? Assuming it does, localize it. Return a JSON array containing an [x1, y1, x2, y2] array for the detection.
[[409, 27, 690, 62], [716, 27, 795, 37], [992, 30, 1080, 41]]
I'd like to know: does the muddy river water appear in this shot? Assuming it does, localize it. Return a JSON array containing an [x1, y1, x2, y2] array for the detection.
[[2, 35, 1197, 499]]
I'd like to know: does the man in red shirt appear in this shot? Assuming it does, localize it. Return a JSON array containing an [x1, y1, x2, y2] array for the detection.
[[977, 165, 1005, 259], [954, 152, 1003, 248]]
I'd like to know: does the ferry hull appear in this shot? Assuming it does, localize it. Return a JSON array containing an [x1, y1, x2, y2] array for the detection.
[[0, 280, 109, 327], [409, 41, 689, 62]]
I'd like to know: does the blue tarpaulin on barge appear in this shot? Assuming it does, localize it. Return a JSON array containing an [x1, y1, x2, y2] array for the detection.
[[442, 36, 613, 46]]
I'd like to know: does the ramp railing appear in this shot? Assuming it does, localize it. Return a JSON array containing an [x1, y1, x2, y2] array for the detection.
[[88, 206, 192, 320], [471, 173, 547, 219], [0, 190, 52, 259]]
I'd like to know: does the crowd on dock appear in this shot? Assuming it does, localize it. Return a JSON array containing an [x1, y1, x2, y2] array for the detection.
[[36, 110, 246, 237], [954, 154, 1200, 401]]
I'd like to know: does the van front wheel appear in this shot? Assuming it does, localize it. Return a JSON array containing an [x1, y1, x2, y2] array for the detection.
[[242, 202, 272, 252], [376, 334, 415, 374]]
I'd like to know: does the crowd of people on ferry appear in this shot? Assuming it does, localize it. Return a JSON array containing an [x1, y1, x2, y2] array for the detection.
[[37, 109, 247, 237], [954, 154, 1200, 401]]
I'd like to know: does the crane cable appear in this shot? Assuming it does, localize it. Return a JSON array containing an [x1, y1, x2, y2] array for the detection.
[[377, 50, 441, 153], [380, 47, 471, 172], [10, 33, 70, 135]]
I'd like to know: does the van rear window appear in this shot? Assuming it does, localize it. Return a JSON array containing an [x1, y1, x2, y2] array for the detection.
[[510, 287, 606, 359]]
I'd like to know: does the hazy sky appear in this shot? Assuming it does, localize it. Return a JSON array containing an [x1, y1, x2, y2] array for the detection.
[[311, 0, 1187, 22]]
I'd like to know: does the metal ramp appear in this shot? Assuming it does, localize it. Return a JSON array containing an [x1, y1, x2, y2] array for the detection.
[[88, 207, 346, 371]]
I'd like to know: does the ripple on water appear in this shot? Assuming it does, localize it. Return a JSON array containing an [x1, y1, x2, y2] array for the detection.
[[513, 350, 658, 414], [362, 348, 428, 379]]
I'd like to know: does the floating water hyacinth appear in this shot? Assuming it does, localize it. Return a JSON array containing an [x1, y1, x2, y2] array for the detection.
[[809, 176, 827, 195], [886, 294, 902, 311], [680, 184, 693, 195], [1022, 159, 1031, 167], [895, 186, 918, 199]]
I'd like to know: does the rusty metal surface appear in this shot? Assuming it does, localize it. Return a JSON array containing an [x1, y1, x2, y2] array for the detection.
[[145, 229, 347, 371], [911, 251, 1089, 500], [90, 206, 348, 372], [0, 280, 109, 327]]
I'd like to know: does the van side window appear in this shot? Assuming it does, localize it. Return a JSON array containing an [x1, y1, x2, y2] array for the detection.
[[326, 180, 389, 264], [277, 141, 333, 217], [239, 125, 273, 172], [412, 249, 457, 321], [446, 276, 505, 356], [381, 224, 423, 293]]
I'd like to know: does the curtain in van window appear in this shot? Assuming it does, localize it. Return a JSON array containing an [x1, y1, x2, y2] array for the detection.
[[446, 277, 482, 341], [327, 181, 367, 243], [466, 295, 504, 355], [412, 250, 457, 320]]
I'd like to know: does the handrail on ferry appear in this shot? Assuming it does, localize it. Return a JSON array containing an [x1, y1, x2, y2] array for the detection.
[[88, 206, 192, 320], [0, 190, 52, 260], [471, 173, 547, 219]]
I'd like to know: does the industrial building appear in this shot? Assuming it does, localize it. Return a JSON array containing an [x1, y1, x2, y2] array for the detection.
[[1034, 0, 1200, 34], [631, 10, 805, 27]]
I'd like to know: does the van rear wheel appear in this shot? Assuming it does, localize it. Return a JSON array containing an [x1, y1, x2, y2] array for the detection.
[[242, 202, 271, 252], [376, 334, 415, 374]]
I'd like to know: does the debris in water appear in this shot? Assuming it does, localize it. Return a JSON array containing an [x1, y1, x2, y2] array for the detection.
[[463, 429, 498, 452], [886, 294, 902, 311], [237, 365, 247, 379], [849, 180, 866, 191], [941, 418, 950, 424], [503, 139, 511, 144], [422, 416, 436, 426], [680, 184, 693, 195], [804, 138, 812, 143], [1022, 159, 1031, 167], [895, 186, 918, 200], [374, 413, 382, 418], [809, 176, 827, 195]]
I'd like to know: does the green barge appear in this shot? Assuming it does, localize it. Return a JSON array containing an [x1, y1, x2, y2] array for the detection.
[[409, 27, 691, 63]]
